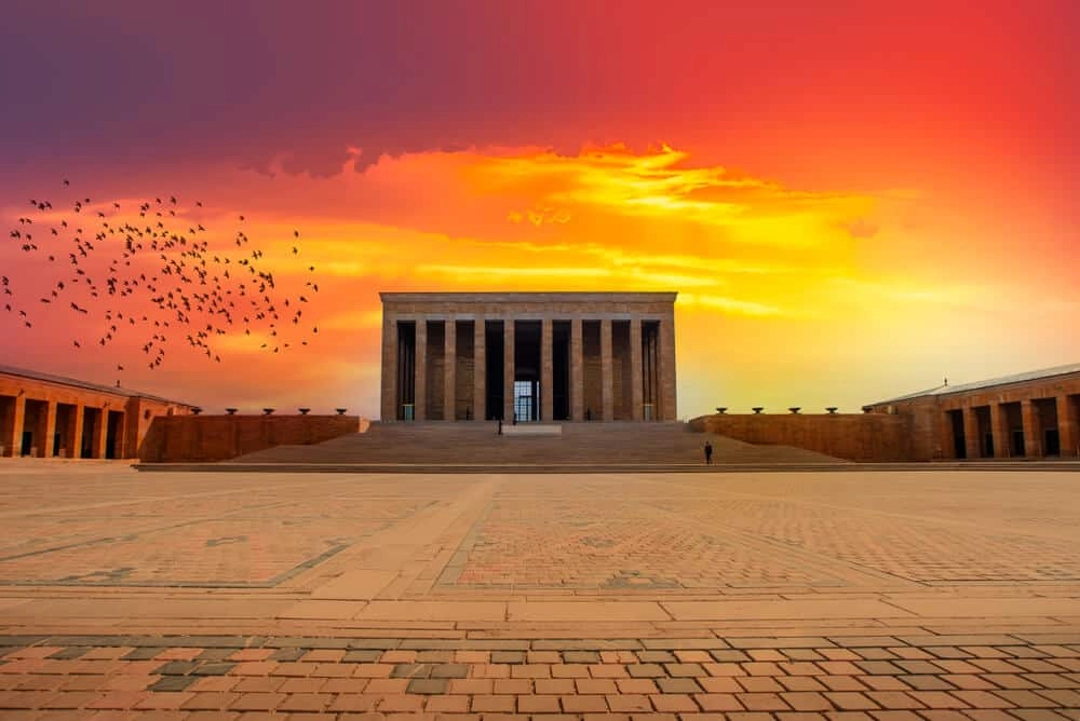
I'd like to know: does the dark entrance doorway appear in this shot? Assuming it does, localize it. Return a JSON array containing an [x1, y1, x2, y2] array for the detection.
[[81, 407, 101, 458], [1011, 430, 1025, 458], [948, 410, 966, 459], [20, 430, 32, 457], [513, 321, 541, 422], [105, 410, 124, 459], [1045, 429, 1061, 456], [396, 322, 416, 420], [514, 380, 539, 423], [485, 321, 504, 420], [552, 321, 570, 421]]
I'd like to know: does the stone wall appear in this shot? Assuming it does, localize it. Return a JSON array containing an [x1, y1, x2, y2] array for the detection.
[[138, 415, 367, 462], [865, 369, 1080, 459], [690, 412, 913, 462], [1, 370, 192, 458]]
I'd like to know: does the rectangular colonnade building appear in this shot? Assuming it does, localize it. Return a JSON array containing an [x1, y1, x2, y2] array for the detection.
[[380, 292, 677, 423]]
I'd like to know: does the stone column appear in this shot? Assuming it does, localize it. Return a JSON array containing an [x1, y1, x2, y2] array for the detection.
[[42, 400, 57, 458], [989, 402, 1008, 458], [71, 405, 84, 459], [659, 315, 678, 420], [1021, 398, 1040, 458], [2, 395, 25, 457], [503, 319, 515, 422], [540, 318, 554, 422], [444, 319, 456, 421], [570, 318, 584, 421], [1058, 394, 1079, 457], [93, 407, 109, 459], [380, 313, 398, 421], [629, 318, 644, 421], [113, 411, 127, 459], [962, 406, 980, 459], [600, 318, 614, 421], [473, 319, 486, 421], [414, 319, 427, 421]]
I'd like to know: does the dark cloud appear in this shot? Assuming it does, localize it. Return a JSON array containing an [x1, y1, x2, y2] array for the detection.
[[1, 1, 1075, 180]]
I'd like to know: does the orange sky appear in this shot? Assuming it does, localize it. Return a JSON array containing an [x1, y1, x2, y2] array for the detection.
[[1, 2, 1077, 419]]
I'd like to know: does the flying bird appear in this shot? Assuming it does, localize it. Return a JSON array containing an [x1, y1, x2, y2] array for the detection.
[[6, 186, 320, 368]]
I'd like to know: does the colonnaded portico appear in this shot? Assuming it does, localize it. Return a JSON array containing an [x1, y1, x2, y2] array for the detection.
[[380, 292, 677, 422]]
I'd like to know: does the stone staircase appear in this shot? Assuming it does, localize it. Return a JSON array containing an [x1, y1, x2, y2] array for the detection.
[[225, 421, 845, 467]]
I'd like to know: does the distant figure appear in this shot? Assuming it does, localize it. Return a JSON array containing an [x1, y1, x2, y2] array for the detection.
[[585, 407, 592, 421], [465, 406, 472, 420], [498, 417, 503, 435], [512, 411, 517, 426], [704, 441, 713, 465]]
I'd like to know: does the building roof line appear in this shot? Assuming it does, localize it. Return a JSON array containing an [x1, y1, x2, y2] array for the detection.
[[0, 363, 195, 407], [865, 361, 1080, 407]]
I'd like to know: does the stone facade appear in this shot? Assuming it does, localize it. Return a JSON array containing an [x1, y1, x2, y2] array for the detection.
[[380, 292, 678, 422], [138, 414, 366, 462], [694, 362, 1080, 462], [691, 412, 912, 462], [0, 365, 195, 459], [863, 363, 1080, 460]]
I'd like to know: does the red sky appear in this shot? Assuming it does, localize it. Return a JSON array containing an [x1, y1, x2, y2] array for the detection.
[[1, 1, 1077, 418]]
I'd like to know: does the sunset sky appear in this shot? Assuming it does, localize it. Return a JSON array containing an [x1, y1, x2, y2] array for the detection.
[[1, 1, 1077, 420]]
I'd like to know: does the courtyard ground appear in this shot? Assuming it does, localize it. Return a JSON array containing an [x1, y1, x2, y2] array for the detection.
[[0, 461, 1078, 719]]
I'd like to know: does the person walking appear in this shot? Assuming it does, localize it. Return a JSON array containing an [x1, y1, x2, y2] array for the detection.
[[704, 441, 713, 465]]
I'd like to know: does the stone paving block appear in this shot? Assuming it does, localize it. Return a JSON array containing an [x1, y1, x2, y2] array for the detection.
[[1, 471, 1080, 717], [606, 692, 653, 711], [738, 676, 786, 693], [149, 675, 200, 692]]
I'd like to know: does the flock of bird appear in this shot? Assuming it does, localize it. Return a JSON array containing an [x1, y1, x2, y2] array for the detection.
[[4, 179, 321, 371]]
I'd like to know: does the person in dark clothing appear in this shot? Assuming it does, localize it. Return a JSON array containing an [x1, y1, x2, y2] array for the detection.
[[704, 441, 713, 465]]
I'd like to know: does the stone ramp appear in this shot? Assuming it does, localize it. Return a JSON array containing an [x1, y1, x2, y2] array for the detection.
[[225, 421, 845, 466]]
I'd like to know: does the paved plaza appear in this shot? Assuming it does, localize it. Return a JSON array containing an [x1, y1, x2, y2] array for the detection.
[[0, 462, 1079, 719]]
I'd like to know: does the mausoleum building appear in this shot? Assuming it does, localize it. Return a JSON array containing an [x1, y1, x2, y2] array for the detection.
[[380, 292, 677, 423]]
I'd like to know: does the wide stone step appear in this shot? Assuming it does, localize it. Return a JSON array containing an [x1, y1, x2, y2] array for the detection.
[[228, 421, 844, 466]]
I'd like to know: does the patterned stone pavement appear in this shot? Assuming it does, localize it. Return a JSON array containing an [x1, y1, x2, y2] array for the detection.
[[0, 461, 1078, 718]]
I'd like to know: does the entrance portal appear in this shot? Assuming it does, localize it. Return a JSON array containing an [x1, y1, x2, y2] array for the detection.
[[514, 380, 539, 423]]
